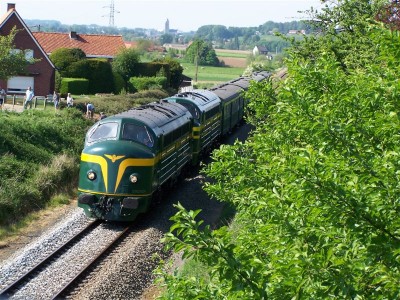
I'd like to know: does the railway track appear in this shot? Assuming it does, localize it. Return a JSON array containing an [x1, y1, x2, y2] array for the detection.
[[0, 220, 131, 300]]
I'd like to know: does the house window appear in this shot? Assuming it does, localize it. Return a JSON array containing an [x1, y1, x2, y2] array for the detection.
[[10, 49, 34, 61], [25, 49, 34, 60], [10, 49, 21, 55]]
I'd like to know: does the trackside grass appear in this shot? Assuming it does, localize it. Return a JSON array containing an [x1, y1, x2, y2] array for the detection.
[[0, 91, 165, 241]]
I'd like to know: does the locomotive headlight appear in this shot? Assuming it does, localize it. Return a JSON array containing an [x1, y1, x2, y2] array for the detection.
[[129, 174, 138, 184], [87, 170, 97, 180]]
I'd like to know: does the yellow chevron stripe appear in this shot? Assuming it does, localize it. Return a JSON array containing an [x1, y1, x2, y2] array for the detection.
[[115, 158, 156, 193], [81, 153, 109, 192]]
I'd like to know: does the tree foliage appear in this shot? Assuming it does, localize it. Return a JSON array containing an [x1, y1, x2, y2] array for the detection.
[[111, 47, 141, 81], [375, 0, 400, 31], [49, 47, 86, 75], [159, 34, 174, 45], [0, 28, 34, 80], [153, 57, 183, 89], [158, 0, 400, 299], [185, 39, 219, 66]]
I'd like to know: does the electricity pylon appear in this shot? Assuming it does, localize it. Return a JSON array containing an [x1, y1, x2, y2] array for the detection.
[[103, 0, 119, 27]]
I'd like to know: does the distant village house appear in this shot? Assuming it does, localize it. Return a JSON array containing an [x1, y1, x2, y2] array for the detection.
[[253, 45, 268, 56], [288, 29, 306, 35]]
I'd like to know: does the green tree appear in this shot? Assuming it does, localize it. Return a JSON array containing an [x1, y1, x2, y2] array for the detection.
[[49, 48, 86, 76], [185, 39, 219, 66], [153, 57, 183, 90], [111, 48, 140, 90], [0, 28, 34, 80], [159, 0, 400, 299], [159, 34, 174, 45]]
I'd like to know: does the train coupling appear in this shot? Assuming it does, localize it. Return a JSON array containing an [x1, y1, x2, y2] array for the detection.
[[78, 193, 96, 205]]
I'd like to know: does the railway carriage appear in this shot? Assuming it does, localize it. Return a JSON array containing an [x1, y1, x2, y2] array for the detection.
[[211, 78, 250, 135]]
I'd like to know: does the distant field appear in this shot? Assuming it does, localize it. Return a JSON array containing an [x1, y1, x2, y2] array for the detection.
[[215, 49, 250, 68], [215, 49, 251, 58], [181, 62, 245, 83]]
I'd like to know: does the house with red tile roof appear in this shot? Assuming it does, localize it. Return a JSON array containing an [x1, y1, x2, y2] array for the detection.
[[33, 31, 126, 59], [0, 3, 55, 96]]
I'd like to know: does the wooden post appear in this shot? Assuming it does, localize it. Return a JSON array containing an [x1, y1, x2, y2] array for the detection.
[[12, 95, 15, 107]]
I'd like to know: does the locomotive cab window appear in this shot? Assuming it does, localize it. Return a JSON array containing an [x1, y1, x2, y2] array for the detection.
[[122, 123, 154, 147], [87, 122, 119, 144]]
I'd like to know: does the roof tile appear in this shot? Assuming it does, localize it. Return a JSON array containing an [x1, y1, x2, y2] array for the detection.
[[32, 32, 126, 57]]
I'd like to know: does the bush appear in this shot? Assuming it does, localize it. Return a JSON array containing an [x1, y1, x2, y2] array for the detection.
[[77, 88, 170, 116], [113, 71, 125, 94], [129, 76, 167, 91], [60, 78, 89, 95], [68, 59, 114, 93]]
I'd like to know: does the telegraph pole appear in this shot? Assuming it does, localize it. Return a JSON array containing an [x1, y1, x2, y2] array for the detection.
[[194, 42, 199, 83]]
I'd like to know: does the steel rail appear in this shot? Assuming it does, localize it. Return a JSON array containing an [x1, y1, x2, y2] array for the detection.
[[0, 219, 102, 298], [51, 224, 131, 299]]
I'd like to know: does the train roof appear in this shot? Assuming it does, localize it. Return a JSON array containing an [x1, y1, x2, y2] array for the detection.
[[251, 71, 272, 81], [210, 76, 251, 102], [210, 72, 270, 102], [210, 83, 244, 102], [165, 89, 220, 111], [112, 101, 191, 131]]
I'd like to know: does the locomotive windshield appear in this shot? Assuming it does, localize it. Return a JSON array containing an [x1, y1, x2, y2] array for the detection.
[[87, 122, 119, 143], [122, 123, 154, 147]]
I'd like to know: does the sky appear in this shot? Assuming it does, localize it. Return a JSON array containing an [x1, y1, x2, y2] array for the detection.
[[0, 0, 325, 32]]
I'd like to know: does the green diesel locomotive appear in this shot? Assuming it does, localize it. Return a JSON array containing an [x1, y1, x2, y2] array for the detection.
[[77, 71, 270, 221]]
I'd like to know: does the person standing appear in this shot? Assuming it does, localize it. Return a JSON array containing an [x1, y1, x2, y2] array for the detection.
[[24, 86, 34, 109], [0, 86, 6, 110], [53, 91, 60, 111], [66, 93, 74, 107]]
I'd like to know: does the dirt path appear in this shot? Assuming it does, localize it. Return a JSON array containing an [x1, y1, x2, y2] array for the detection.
[[0, 200, 78, 262], [2, 103, 24, 113]]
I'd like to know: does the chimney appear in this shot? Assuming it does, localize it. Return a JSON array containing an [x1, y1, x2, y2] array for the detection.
[[7, 3, 16, 11], [69, 31, 78, 39]]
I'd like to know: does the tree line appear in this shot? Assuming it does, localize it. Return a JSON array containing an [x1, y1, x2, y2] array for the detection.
[[157, 0, 400, 298], [24, 18, 309, 51]]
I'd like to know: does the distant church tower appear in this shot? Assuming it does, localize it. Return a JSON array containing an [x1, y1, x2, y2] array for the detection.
[[165, 18, 170, 34]]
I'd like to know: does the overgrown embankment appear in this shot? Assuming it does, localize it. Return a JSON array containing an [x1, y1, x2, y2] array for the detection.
[[0, 90, 168, 231], [0, 109, 89, 227]]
